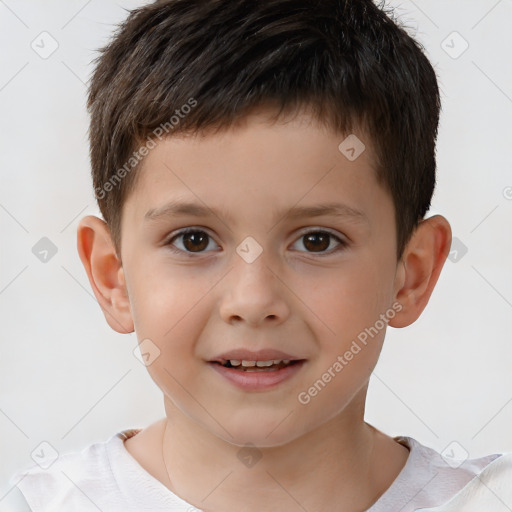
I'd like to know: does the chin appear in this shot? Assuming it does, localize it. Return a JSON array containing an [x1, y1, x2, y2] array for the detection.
[[211, 414, 308, 449]]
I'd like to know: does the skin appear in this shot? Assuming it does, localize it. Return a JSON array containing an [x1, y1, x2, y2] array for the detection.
[[77, 108, 452, 512]]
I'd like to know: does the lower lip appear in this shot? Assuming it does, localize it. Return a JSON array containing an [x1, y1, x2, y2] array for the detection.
[[209, 361, 305, 391]]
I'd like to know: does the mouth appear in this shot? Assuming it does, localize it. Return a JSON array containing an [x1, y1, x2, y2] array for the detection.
[[209, 348, 305, 372], [208, 355, 306, 391], [210, 359, 303, 372]]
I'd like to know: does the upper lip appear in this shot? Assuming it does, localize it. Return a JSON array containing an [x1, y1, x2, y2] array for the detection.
[[210, 349, 303, 363]]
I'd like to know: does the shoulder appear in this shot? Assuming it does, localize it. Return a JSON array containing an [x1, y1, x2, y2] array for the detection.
[[393, 435, 503, 483], [368, 435, 509, 512], [8, 429, 142, 512], [415, 451, 512, 512]]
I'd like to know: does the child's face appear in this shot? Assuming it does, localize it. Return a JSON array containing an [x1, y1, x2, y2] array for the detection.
[[119, 109, 402, 446]]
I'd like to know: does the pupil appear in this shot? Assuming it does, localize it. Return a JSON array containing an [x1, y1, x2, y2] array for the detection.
[[304, 233, 329, 252], [184, 231, 208, 252]]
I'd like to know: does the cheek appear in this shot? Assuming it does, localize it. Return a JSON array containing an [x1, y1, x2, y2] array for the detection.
[[126, 266, 216, 394], [128, 257, 211, 337], [294, 274, 390, 424], [133, 290, 213, 406], [299, 255, 396, 342]]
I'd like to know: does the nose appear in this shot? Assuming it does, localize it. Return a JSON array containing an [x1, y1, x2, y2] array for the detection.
[[219, 251, 291, 327]]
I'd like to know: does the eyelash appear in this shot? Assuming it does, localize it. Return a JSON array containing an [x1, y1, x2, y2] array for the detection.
[[164, 227, 347, 257]]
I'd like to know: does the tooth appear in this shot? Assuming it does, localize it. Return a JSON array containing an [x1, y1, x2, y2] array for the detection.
[[229, 360, 241, 366], [256, 360, 274, 367], [273, 360, 281, 365], [241, 360, 256, 367], [283, 360, 290, 364]]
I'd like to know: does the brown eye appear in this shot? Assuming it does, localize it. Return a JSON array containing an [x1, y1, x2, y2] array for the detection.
[[181, 231, 209, 252], [167, 229, 218, 254], [303, 233, 331, 252], [292, 230, 346, 255]]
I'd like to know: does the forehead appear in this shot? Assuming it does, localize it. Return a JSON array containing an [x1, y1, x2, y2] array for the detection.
[[122, 109, 389, 228]]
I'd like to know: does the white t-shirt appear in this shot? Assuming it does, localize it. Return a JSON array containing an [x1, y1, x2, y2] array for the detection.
[[8, 428, 512, 512]]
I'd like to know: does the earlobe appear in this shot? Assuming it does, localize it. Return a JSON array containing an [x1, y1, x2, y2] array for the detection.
[[77, 215, 134, 334], [389, 215, 452, 328]]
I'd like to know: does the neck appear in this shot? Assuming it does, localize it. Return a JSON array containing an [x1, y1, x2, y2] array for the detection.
[[159, 389, 404, 512]]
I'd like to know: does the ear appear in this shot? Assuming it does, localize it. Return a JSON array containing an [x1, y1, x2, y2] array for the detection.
[[389, 215, 452, 328], [76, 215, 134, 334]]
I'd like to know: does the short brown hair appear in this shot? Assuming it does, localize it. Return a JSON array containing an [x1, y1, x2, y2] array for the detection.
[[87, 0, 440, 259]]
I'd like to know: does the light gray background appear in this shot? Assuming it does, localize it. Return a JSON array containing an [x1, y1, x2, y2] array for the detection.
[[1, 1, 511, 510]]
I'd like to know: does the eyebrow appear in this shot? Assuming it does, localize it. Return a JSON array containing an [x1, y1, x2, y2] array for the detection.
[[144, 200, 368, 225]]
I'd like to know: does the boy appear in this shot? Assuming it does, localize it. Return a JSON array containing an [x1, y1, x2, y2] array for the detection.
[[10, 0, 512, 510]]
